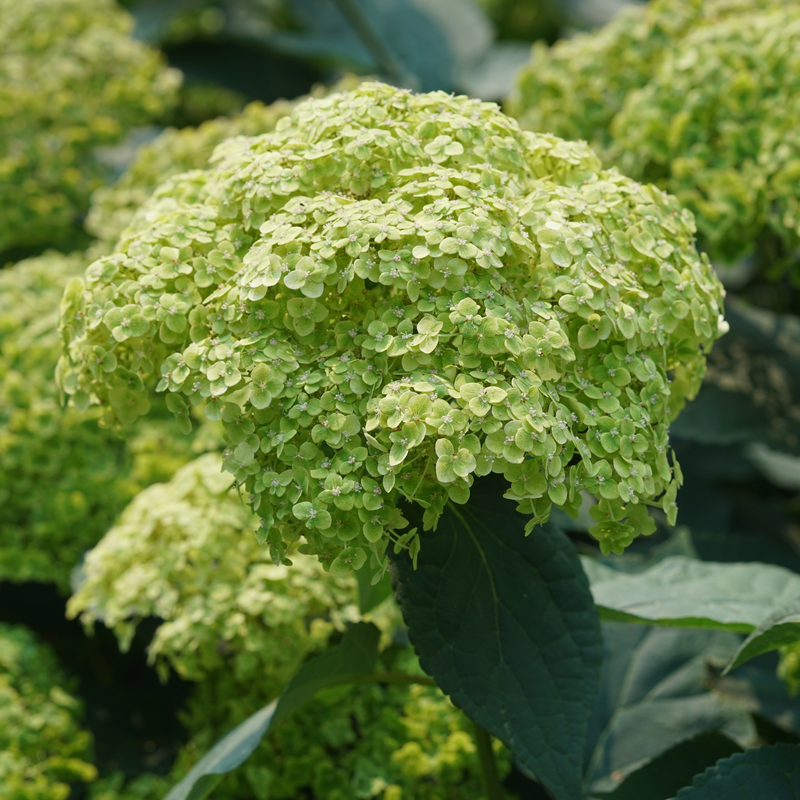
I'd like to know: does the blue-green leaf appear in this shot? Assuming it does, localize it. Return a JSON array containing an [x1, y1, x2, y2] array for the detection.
[[584, 557, 800, 632], [583, 624, 755, 795], [724, 600, 800, 674], [589, 732, 743, 800], [164, 622, 380, 800]]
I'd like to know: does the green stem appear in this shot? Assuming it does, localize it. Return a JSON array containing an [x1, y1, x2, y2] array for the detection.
[[472, 722, 504, 800], [370, 671, 437, 687], [330, 0, 415, 87]]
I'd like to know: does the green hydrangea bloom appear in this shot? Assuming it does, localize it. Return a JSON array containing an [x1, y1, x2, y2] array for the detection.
[[612, 7, 800, 263], [59, 82, 725, 563], [0, 251, 214, 590], [72, 454, 505, 799], [87, 78, 362, 249], [0, 623, 97, 799], [509, 0, 798, 264], [778, 640, 800, 696], [0, 0, 180, 255], [68, 454, 358, 682], [509, 0, 785, 155]]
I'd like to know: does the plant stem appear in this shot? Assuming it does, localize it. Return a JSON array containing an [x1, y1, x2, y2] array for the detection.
[[472, 722, 504, 800], [329, 0, 415, 87], [371, 670, 437, 686]]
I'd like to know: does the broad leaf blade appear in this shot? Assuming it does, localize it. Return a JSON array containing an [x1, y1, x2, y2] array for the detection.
[[713, 653, 800, 739], [164, 622, 380, 800], [724, 600, 800, 674], [675, 743, 800, 798], [589, 733, 743, 800], [584, 624, 755, 795], [356, 566, 393, 615], [270, 621, 380, 728], [391, 482, 602, 800], [672, 300, 800, 455], [584, 557, 800, 632]]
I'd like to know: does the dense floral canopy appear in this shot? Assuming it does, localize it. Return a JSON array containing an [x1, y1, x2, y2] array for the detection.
[[59, 82, 725, 574], [0, 623, 96, 800], [86, 78, 362, 250], [510, 0, 800, 264], [0, 0, 179, 255]]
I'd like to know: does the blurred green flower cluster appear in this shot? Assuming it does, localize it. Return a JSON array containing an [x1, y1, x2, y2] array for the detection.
[[0, 623, 97, 800], [510, 0, 800, 264], [0, 0, 180, 256], [0, 251, 215, 590], [59, 82, 725, 563], [88, 78, 362, 249], [72, 455, 503, 800], [612, 6, 800, 263], [69, 454, 358, 682]]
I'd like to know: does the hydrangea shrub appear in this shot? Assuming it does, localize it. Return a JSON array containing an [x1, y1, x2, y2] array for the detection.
[[59, 82, 725, 569], [509, 0, 708, 153], [87, 78, 362, 249], [71, 454, 503, 799], [0, 0, 180, 255], [612, 6, 800, 263], [68, 454, 358, 682], [510, 0, 799, 264], [0, 251, 213, 590], [0, 623, 97, 800]]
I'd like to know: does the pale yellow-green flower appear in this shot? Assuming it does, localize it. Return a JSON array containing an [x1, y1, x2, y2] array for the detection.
[[59, 82, 725, 567], [0, 0, 180, 254]]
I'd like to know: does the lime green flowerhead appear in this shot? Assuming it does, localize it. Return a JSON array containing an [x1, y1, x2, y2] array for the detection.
[[86, 76, 364, 249], [0, 0, 180, 255], [612, 6, 800, 263], [509, 0, 799, 264], [59, 82, 725, 571], [0, 251, 214, 590], [509, 0, 709, 155], [0, 623, 97, 799]]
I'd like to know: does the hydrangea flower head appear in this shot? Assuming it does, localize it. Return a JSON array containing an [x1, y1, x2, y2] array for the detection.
[[59, 82, 725, 573], [0, 0, 180, 254], [509, 0, 800, 264]]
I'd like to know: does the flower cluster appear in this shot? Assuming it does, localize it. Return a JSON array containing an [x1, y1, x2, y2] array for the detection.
[[87, 78, 363, 249], [0, 623, 97, 800], [509, 0, 799, 264], [612, 6, 800, 263], [59, 82, 725, 569], [508, 0, 715, 156], [0, 0, 180, 255], [0, 251, 213, 590], [72, 454, 503, 800], [69, 454, 359, 683]]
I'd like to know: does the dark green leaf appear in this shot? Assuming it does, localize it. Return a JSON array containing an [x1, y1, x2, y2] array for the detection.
[[713, 653, 800, 739], [584, 556, 800, 632], [356, 565, 393, 615], [724, 600, 800, 674], [258, 0, 494, 92], [164, 622, 380, 800], [130, 0, 203, 44], [589, 733, 743, 800], [391, 480, 602, 800], [675, 743, 800, 798], [583, 624, 755, 795], [672, 301, 800, 455]]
